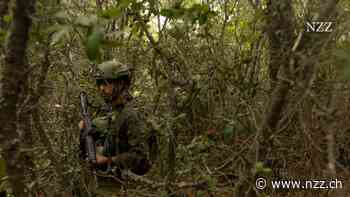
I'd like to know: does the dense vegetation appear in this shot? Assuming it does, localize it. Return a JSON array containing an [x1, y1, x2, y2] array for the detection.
[[0, 0, 350, 196]]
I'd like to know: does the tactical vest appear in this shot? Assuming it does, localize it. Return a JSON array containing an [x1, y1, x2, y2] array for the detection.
[[91, 105, 158, 163], [92, 110, 119, 157]]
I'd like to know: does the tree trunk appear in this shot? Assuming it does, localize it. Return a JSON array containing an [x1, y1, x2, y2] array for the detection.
[[0, 0, 36, 196], [256, 0, 339, 163], [265, 1, 295, 89], [256, 0, 295, 163]]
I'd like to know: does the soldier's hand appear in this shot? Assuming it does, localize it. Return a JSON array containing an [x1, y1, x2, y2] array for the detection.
[[78, 120, 85, 129], [96, 154, 111, 165]]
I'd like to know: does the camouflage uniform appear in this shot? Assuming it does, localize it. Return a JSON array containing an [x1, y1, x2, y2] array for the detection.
[[90, 61, 151, 196], [92, 103, 150, 175]]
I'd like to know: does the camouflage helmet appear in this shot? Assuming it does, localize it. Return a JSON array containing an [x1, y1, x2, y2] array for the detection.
[[94, 60, 131, 80]]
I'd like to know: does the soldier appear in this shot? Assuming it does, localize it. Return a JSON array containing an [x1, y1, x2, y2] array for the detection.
[[79, 61, 152, 192]]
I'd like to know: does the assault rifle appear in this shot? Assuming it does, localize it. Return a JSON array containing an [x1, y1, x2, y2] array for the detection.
[[79, 91, 97, 165]]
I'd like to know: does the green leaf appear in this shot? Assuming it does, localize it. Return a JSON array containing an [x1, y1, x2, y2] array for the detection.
[[208, 138, 215, 145], [119, 0, 133, 9], [262, 168, 272, 174], [200, 4, 209, 13], [160, 8, 175, 18], [51, 26, 70, 46], [185, 4, 213, 25], [255, 161, 264, 172], [3, 15, 12, 23], [198, 15, 208, 25], [160, 8, 185, 19], [0, 30, 6, 44], [86, 27, 103, 62], [99, 7, 122, 19], [98, 0, 132, 19]]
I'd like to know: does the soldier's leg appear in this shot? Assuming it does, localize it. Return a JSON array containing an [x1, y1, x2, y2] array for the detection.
[[112, 152, 151, 175]]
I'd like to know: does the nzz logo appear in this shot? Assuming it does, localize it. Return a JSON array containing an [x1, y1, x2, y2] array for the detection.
[[305, 21, 333, 33]]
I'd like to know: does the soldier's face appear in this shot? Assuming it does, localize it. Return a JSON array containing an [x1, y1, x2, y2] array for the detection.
[[98, 83, 113, 96]]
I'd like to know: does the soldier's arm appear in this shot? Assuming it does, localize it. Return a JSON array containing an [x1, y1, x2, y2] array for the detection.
[[126, 110, 148, 156], [111, 109, 151, 175], [96, 154, 111, 165]]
